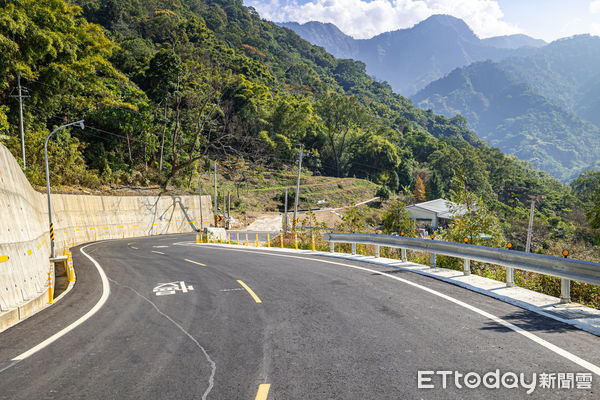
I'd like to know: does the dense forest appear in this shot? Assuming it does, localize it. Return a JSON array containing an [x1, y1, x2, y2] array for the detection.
[[1, 0, 599, 257]]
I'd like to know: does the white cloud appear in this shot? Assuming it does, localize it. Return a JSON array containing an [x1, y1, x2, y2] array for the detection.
[[591, 0, 600, 14], [247, 0, 522, 39]]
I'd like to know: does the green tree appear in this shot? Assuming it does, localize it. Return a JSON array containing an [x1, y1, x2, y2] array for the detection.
[[316, 92, 370, 177], [443, 174, 505, 246], [381, 200, 416, 235], [426, 171, 443, 200]]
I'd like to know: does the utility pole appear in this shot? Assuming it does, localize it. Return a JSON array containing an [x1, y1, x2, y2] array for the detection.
[[198, 179, 203, 231], [222, 189, 226, 229], [284, 188, 289, 234], [227, 191, 231, 228], [10, 76, 29, 170], [292, 144, 304, 232], [214, 162, 218, 227], [525, 198, 535, 252]]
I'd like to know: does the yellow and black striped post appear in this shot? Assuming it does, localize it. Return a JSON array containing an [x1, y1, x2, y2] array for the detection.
[[311, 231, 316, 252], [236, 232, 240, 245], [256, 233, 259, 247], [245, 232, 249, 246], [49, 222, 55, 257], [267, 233, 271, 248], [280, 232, 284, 248], [294, 233, 298, 250]]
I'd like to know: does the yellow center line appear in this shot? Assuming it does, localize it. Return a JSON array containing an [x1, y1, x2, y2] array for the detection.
[[151, 250, 165, 255], [131, 246, 139, 250], [254, 384, 271, 400], [237, 280, 262, 303], [127, 242, 136, 245], [185, 259, 206, 266]]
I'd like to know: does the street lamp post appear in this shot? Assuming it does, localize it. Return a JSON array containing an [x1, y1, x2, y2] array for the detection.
[[45, 120, 85, 258]]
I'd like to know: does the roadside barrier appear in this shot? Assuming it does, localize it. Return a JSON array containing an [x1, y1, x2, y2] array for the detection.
[[323, 232, 600, 304]]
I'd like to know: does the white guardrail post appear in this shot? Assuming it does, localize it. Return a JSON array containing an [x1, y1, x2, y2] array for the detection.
[[322, 233, 600, 305]]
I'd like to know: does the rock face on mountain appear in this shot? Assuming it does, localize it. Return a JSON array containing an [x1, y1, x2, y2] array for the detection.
[[280, 15, 544, 96]]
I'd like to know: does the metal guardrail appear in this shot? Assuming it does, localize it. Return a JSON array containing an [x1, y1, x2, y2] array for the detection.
[[323, 233, 600, 304]]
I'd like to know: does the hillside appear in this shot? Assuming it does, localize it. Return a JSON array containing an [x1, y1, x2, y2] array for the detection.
[[0, 0, 587, 251], [280, 15, 543, 96], [412, 61, 600, 182]]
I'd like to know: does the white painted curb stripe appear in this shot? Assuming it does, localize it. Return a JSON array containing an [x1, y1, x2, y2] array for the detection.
[[194, 245, 600, 377], [6, 242, 110, 365]]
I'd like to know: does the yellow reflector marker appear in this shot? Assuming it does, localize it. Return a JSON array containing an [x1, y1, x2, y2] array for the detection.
[[151, 250, 165, 255], [0, 255, 9, 263], [27, 250, 32, 255]]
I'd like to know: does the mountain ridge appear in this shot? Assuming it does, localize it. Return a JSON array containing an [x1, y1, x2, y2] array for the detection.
[[279, 15, 545, 96]]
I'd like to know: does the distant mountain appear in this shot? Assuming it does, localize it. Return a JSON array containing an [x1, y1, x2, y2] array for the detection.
[[499, 35, 600, 123], [481, 34, 546, 49], [280, 15, 545, 95], [412, 61, 600, 182], [278, 21, 358, 59]]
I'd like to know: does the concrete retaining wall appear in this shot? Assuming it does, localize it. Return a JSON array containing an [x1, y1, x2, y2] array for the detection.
[[0, 143, 213, 322]]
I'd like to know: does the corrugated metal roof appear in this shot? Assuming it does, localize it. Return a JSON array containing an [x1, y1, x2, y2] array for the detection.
[[406, 198, 467, 219]]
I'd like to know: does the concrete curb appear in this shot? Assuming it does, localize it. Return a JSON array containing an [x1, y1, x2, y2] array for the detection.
[[190, 243, 600, 337]]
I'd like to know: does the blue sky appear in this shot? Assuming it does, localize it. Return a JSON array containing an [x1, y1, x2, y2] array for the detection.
[[245, 0, 600, 41]]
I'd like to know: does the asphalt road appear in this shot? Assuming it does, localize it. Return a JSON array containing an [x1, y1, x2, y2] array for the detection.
[[1, 234, 599, 399]]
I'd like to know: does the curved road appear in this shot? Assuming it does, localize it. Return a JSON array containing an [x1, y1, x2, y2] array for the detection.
[[0, 234, 599, 399]]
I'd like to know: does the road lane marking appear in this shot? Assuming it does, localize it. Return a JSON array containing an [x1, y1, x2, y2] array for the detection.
[[197, 246, 600, 377], [131, 246, 139, 250], [254, 384, 271, 400], [0, 242, 110, 373], [185, 259, 206, 266], [237, 280, 262, 303], [152, 250, 165, 255], [127, 242, 136, 245]]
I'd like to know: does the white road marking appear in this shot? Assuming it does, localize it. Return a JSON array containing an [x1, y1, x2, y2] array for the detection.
[[0, 242, 110, 372], [190, 245, 600, 377], [153, 282, 194, 296]]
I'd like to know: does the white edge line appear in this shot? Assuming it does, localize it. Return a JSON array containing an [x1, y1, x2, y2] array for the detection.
[[10, 242, 111, 362], [185, 244, 600, 377]]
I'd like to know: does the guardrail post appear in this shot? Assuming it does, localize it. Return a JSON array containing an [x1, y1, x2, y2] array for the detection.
[[506, 267, 514, 287], [352, 243, 356, 255], [330, 241, 334, 253], [560, 279, 571, 304], [375, 245, 380, 258], [431, 253, 436, 268], [401, 248, 407, 262], [463, 259, 471, 275]]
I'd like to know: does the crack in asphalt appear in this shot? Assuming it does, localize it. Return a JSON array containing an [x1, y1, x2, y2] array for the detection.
[[108, 278, 216, 400]]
